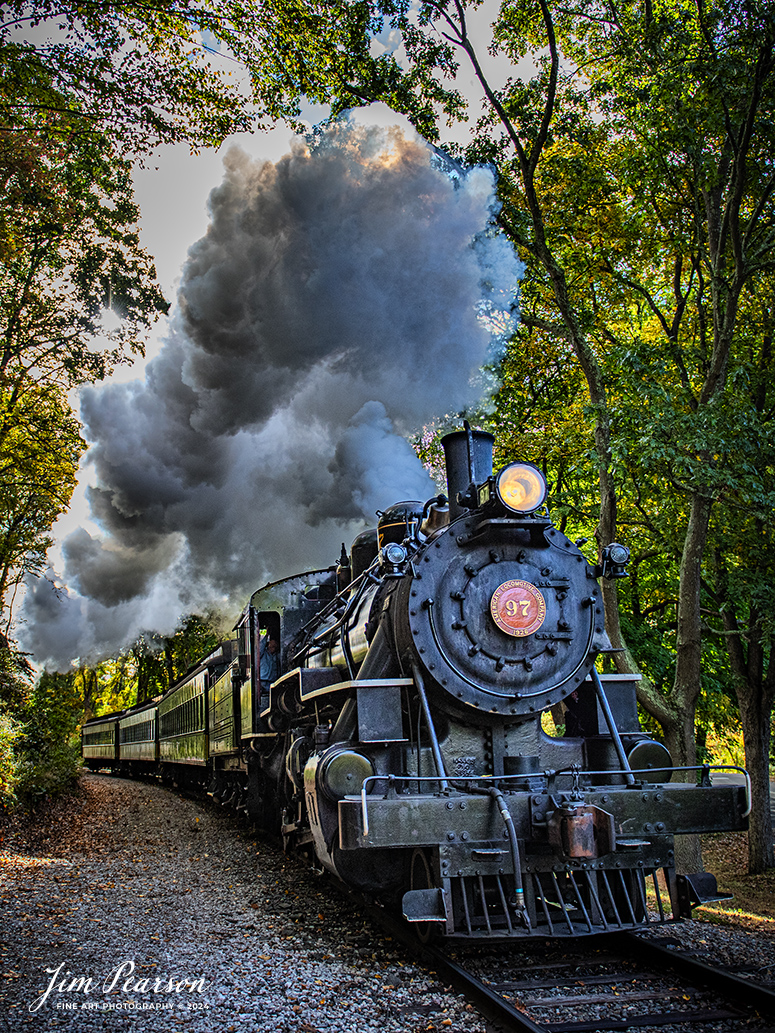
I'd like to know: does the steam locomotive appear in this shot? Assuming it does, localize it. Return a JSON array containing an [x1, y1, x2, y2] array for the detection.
[[83, 426, 749, 938]]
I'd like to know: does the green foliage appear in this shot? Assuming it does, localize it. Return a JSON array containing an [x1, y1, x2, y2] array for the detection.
[[220, 0, 774, 866], [0, 648, 79, 810], [78, 613, 222, 717], [2, 0, 772, 858], [0, 711, 23, 808], [0, 2, 258, 631], [0, 386, 84, 620], [0, 81, 169, 400], [0, 635, 33, 715], [216, 0, 465, 140], [0, 613, 220, 809], [490, 329, 599, 538], [2, 3, 253, 156], [1, 30, 166, 629], [17, 670, 82, 801]]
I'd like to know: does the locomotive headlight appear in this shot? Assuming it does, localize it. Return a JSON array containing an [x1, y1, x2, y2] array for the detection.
[[381, 541, 408, 576], [601, 542, 630, 579], [496, 463, 547, 514], [382, 542, 407, 567]]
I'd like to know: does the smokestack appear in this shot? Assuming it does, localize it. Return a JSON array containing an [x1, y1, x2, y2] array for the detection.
[[442, 423, 495, 520]]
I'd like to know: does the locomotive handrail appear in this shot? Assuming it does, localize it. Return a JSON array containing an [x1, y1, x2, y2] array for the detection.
[[413, 665, 449, 791], [358, 763, 751, 836], [590, 667, 635, 785], [291, 557, 381, 668], [675, 764, 752, 817]]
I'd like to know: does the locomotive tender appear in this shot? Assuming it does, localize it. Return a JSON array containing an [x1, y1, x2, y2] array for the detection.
[[83, 426, 749, 938]]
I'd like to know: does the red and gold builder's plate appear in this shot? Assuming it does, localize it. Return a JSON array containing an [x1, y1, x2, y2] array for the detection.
[[490, 579, 546, 637]]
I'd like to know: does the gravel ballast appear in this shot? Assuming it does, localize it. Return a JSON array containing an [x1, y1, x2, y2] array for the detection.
[[0, 775, 487, 1032], [1, 774, 773, 1031]]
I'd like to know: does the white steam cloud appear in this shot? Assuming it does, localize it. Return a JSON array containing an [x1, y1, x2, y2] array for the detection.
[[19, 118, 523, 669]]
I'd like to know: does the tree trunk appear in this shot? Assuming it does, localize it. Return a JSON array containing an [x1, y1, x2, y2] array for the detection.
[[79, 667, 98, 722], [738, 682, 775, 873], [665, 492, 713, 872], [136, 657, 150, 704], [165, 643, 175, 691], [714, 559, 775, 873]]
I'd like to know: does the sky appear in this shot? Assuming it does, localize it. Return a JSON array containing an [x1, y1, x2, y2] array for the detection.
[[126, 0, 520, 308], [132, 129, 295, 309], [49, 126, 295, 547], [48, 2, 521, 550]]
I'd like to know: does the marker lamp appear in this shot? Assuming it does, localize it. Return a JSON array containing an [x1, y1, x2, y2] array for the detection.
[[495, 463, 547, 514]]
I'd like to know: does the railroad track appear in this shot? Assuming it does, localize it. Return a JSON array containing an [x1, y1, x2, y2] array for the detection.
[[352, 886, 775, 1033], [144, 776, 775, 1032], [139, 777, 775, 1032], [424, 932, 775, 1033]]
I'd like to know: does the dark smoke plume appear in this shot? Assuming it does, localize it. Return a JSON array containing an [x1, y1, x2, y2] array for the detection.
[[20, 118, 523, 669]]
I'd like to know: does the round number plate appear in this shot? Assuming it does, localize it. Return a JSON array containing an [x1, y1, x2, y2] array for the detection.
[[490, 579, 547, 637]]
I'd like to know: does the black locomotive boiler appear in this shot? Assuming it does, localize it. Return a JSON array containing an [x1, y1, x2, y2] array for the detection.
[[83, 426, 750, 939]]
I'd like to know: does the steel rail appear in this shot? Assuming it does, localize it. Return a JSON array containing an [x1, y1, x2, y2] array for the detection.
[[355, 891, 775, 1033], [623, 931, 775, 1016], [420, 941, 546, 1033], [332, 882, 547, 1032]]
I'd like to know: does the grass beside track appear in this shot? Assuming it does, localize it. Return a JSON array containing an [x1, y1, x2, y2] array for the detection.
[[698, 831, 775, 936]]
